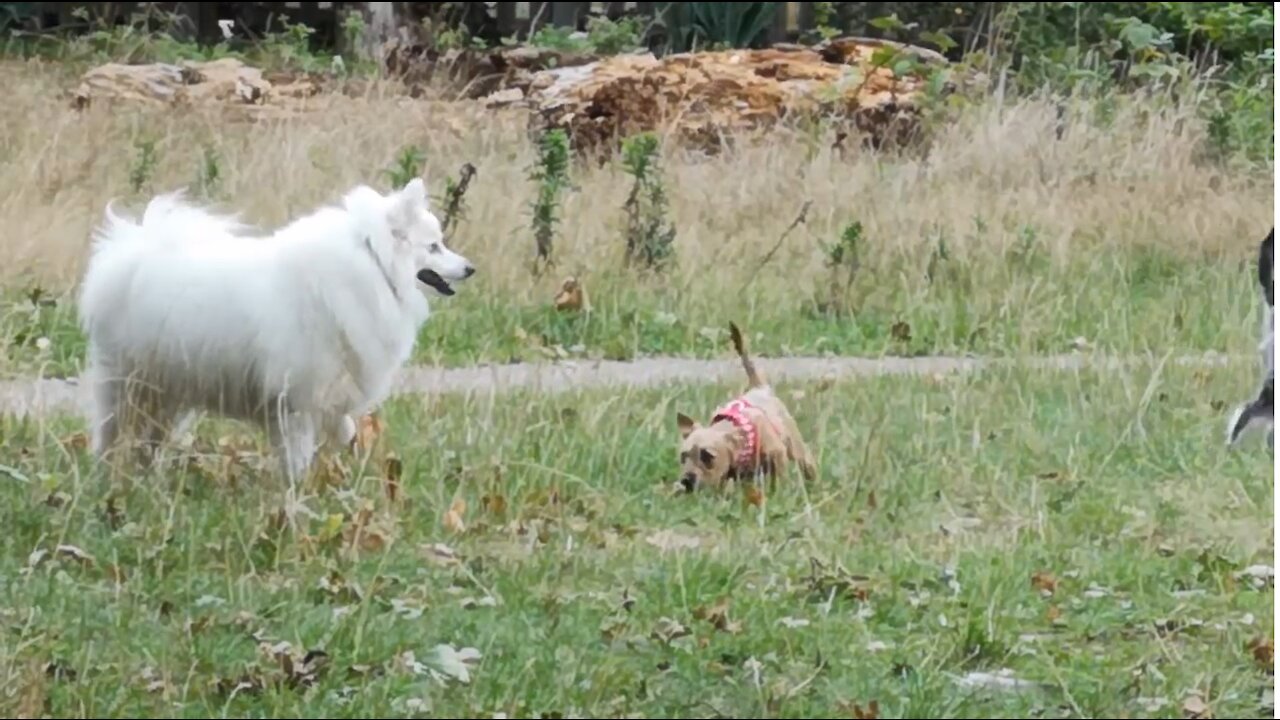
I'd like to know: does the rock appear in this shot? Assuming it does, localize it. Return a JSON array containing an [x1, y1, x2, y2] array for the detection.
[[481, 38, 948, 154], [71, 58, 318, 115]]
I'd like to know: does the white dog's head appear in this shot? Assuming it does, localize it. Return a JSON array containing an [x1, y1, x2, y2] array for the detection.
[[382, 178, 476, 298]]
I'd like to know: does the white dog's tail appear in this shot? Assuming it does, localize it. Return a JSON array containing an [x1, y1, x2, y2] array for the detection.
[[92, 190, 248, 251], [78, 191, 250, 338]]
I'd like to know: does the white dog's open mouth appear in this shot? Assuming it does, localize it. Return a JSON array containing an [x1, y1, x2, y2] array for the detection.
[[416, 269, 455, 296]]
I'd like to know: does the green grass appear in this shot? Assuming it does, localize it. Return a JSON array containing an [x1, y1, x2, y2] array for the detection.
[[0, 244, 1263, 379], [0, 362, 1272, 717]]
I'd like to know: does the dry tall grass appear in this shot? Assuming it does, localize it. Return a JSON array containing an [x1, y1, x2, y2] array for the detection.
[[0, 58, 1271, 363]]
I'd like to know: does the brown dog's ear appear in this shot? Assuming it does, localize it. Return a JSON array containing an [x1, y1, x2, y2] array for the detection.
[[677, 413, 698, 438]]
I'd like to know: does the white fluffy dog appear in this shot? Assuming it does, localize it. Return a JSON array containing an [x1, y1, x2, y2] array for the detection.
[[77, 177, 474, 485]]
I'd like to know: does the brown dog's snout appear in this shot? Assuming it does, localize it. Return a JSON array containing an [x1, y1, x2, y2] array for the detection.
[[680, 474, 696, 491]]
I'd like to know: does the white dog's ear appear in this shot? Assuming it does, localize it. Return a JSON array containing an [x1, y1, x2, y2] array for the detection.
[[388, 178, 427, 231], [400, 178, 428, 208]]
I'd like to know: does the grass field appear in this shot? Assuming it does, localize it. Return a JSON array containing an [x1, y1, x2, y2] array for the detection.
[[0, 30, 1274, 719], [0, 361, 1273, 717], [0, 58, 1273, 378]]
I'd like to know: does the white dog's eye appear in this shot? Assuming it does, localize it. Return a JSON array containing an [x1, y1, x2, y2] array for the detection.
[[428, 243, 442, 254]]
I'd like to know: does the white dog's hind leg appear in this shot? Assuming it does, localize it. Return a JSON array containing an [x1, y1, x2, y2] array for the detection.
[[270, 408, 320, 524], [88, 375, 122, 458]]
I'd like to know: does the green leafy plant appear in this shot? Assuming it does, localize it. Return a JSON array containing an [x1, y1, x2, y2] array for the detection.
[[814, 220, 862, 316], [193, 145, 222, 200], [129, 137, 159, 195], [620, 132, 676, 272], [812, 2, 841, 41], [383, 145, 425, 190], [528, 25, 590, 54], [530, 129, 572, 273], [585, 15, 645, 55]]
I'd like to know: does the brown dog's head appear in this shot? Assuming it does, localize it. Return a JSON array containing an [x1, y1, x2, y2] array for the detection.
[[676, 413, 741, 492]]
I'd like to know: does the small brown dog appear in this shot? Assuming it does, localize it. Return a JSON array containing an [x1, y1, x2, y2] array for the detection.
[[676, 322, 817, 492]]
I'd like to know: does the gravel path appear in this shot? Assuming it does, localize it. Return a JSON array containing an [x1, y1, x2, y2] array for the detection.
[[0, 350, 1243, 419]]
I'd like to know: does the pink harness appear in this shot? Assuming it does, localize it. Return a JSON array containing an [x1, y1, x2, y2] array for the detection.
[[712, 397, 763, 469]]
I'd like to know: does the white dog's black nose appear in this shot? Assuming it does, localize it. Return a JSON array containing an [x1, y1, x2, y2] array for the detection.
[[464, 265, 476, 279]]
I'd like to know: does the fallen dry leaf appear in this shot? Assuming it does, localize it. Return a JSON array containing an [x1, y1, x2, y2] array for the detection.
[[1182, 694, 1212, 719], [651, 617, 691, 645], [1045, 605, 1063, 624], [745, 486, 765, 508], [840, 700, 880, 719], [422, 543, 460, 566], [1031, 571, 1058, 596], [421, 644, 482, 685], [693, 598, 743, 634], [442, 498, 467, 534], [343, 507, 391, 553], [354, 413, 384, 453], [1248, 637, 1274, 672], [383, 454, 402, 503], [60, 432, 89, 452], [482, 494, 508, 516], [55, 544, 95, 567]]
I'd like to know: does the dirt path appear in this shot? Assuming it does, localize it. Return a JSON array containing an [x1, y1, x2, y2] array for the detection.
[[0, 351, 1244, 419]]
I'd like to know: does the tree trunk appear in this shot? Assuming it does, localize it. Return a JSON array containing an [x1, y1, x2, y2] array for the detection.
[[360, 2, 406, 63]]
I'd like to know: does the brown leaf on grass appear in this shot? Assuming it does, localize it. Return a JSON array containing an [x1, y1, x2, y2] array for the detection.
[[443, 498, 467, 534], [890, 321, 912, 342], [214, 672, 264, 698], [1045, 605, 1063, 624], [745, 486, 765, 508], [694, 598, 743, 635], [1031, 571, 1058, 596], [60, 432, 89, 452], [866, 490, 877, 510], [422, 542, 461, 566], [651, 617, 691, 645], [807, 557, 873, 602], [383, 454, 403, 503], [839, 700, 879, 719], [355, 413, 384, 453], [1183, 694, 1212, 719], [482, 494, 508, 516], [1248, 637, 1274, 673], [343, 507, 391, 553]]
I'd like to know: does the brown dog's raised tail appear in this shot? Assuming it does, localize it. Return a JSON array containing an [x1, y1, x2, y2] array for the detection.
[[729, 322, 767, 388]]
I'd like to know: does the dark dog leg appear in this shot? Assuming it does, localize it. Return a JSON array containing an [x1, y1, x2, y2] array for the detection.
[[1229, 378, 1273, 446]]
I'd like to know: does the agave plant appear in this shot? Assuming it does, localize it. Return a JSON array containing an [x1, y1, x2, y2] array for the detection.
[[659, 2, 779, 52]]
